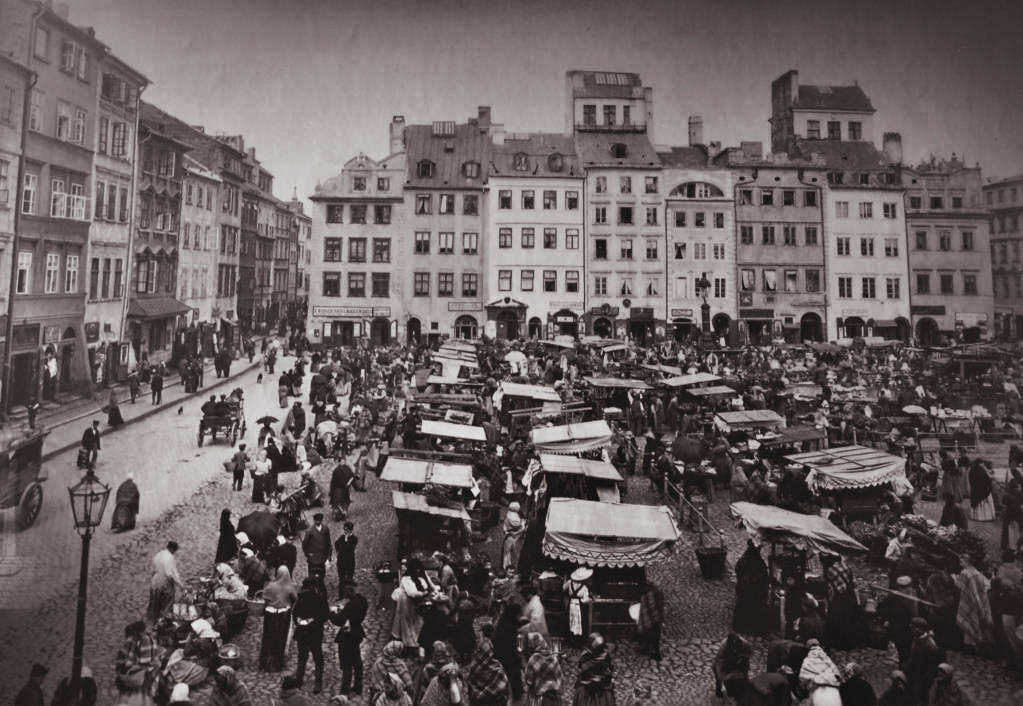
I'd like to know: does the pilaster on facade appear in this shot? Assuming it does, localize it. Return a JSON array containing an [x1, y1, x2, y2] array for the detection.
[[983, 174, 1023, 339]]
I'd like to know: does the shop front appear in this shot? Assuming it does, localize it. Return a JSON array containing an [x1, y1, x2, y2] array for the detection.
[[670, 308, 695, 343], [485, 298, 527, 341], [628, 307, 655, 345], [127, 296, 192, 366], [310, 304, 392, 349], [740, 308, 775, 346], [550, 309, 579, 338], [584, 304, 620, 340]]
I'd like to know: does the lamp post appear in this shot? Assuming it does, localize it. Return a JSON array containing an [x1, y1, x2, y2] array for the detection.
[[67, 468, 110, 706], [695, 273, 712, 334]]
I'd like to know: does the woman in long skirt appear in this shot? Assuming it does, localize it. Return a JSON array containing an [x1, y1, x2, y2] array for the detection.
[[573, 633, 615, 706], [969, 459, 996, 522], [106, 390, 125, 428], [258, 566, 297, 672]]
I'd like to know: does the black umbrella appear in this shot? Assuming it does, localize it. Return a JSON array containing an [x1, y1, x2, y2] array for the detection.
[[256, 415, 279, 426], [237, 511, 280, 553]]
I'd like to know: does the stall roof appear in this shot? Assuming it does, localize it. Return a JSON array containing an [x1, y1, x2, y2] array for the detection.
[[785, 382, 823, 397], [585, 377, 652, 390], [663, 372, 722, 387], [538, 454, 623, 482], [530, 420, 613, 455], [434, 353, 480, 367], [392, 490, 470, 520], [686, 385, 737, 397], [411, 393, 480, 407], [543, 498, 679, 567], [439, 340, 478, 353], [543, 337, 577, 349], [500, 382, 562, 402], [759, 425, 828, 446], [426, 375, 482, 387], [381, 457, 475, 488], [420, 419, 488, 442], [730, 501, 867, 554], [785, 444, 905, 491], [715, 410, 786, 431], [640, 363, 684, 377]]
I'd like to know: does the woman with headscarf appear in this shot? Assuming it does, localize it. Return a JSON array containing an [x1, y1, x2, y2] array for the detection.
[[466, 635, 509, 706], [502, 502, 526, 572], [493, 601, 525, 702], [573, 633, 614, 706], [713, 631, 752, 699], [968, 459, 996, 522], [928, 663, 968, 706], [732, 540, 770, 636], [110, 472, 140, 532], [877, 670, 911, 706], [214, 509, 237, 565], [372, 672, 413, 706], [838, 662, 877, 706], [420, 662, 465, 706], [106, 389, 125, 428], [259, 566, 298, 672], [414, 641, 455, 704], [210, 666, 252, 706], [523, 633, 563, 706], [391, 558, 438, 649], [213, 563, 248, 602], [369, 641, 413, 706], [797, 639, 842, 705], [954, 553, 993, 651]]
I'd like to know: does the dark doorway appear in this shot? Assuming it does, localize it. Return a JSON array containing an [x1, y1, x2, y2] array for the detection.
[[370, 318, 390, 346], [10, 352, 35, 407], [593, 317, 613, 338], [528, 317, 543, 340], [496, 311, 519, 340], [406, 318, 421, 345], [800, 312, 823, 342], [844, 316, 865, 338], [629, 320, 651, 345], [673, 319, 694, 342]]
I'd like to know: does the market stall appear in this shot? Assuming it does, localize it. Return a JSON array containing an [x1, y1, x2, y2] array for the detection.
[[392, 490, 472, 558], [715, 410, 787, 434], [584, 377, 651, 419], [380, 457, 475, 492], [530, 420, 613, 455], [785, 445, 908, 523], [495, 381, 563, 434], [535, 453, 624, 503]]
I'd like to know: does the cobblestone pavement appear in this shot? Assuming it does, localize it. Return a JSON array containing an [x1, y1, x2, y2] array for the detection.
[[1, 367, 1022, 705]]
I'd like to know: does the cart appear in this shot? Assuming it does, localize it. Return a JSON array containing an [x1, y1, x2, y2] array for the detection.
[[198, 399, 246, 447], [0, 428, 50, 530]]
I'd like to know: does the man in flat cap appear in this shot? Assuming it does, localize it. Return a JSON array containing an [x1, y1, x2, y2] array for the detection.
[[15, 663, 48, 706], [302, 513, 332, 584]]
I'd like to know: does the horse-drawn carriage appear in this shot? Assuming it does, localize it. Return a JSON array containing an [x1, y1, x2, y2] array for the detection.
[[0, 428, 49, 530], [197, 397, 246, 447]]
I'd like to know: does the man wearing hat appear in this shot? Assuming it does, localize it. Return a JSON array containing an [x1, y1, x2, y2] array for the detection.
[[302, 513, 332, 584], [268, 534, 298, 577], [905, 616, 945, 704], [15, 663, 48, 706]]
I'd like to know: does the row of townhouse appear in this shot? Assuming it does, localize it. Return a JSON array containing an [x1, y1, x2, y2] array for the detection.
[[0, 0, 308, 412], [307, 69, 994, 349]]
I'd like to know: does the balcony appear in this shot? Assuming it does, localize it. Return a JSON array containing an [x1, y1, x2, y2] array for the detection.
[[49, 193, 90, 221]]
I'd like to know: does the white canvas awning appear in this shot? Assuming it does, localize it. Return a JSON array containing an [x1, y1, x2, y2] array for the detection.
[[785, 444, 906, 492], [392, 490, 470, 520], [381, 457, 475, 488], [715, 410, 786, 432], [585, 377, 651, 390], [499, 382, 562, 402], [663, 372, 722, 387], [543, 498, 679, 567], [530, 420, 613, 454], [730, 501, 867, 554], [538, 454, 623, 482], [419, 419, 487, 442]]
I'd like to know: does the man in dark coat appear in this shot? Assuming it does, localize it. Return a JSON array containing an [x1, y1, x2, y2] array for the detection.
[[904, 617, 944, 705], [81, 419, 101, 468], [292, 577, 330, 693], [331, 582, 368, 697], [334, 521, 358, 595], [733, 540, 771, 636], [150, 365, 164, 405], [15, 663, 48, 706], [266, 535, 298, 576], [301, 513, 332, 582]]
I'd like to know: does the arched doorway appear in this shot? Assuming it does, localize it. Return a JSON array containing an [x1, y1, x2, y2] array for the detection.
[[370, 318, 390, 346], [844, 316, 866, 338], [592, 317, 613, 338], [916, 318, 939, 346], [528, 317, 543, 340], [800, 312, 823, 342], [496, 311, 519, 340], [552, 310, 578, 338], [454, 315, 478, 340], [673, 318, 694, 342], [895, 317, 911, 342], [746, 320, 770, 345], [406, 318, 421, 345], [712, 313, 731, 338], [60, 327, 76, 392]]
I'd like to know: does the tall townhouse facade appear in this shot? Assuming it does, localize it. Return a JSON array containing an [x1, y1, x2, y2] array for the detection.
[[2, 1, 105, 403], [903, 157, 991, 344], [567, 71, 664, 344], [309, 144, 407, 347], [486, 132, 583, 340], [178, 154, 221, 355], [284, 197, 310, 320], [659, 137, 738, 343], [983, 175, 1023, 339], [86, 53, 146, 385], [271, 198, 291, 325], [403, 110, 492, 343], [130, 107, 191, 365]]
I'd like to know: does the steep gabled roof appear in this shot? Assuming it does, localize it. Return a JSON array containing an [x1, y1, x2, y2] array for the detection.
[[490, 133, 579, 177], [795, 139, 886, 171], [795, 84, 874, 113], [573, 131, 660, 169], [405, 121, 491, 189], [567, 70, 645, 99], [657, 146, 710, 169]]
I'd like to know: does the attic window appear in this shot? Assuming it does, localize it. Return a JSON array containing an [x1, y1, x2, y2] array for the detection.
[[432, 121, 455, 137], [513, 153, 529, 171], [416, 160, 435, 178], [547, 153, 564, 172], [610, 143, 627, 159], [444, 140, 454, 153], [463, 161, 480, 179]]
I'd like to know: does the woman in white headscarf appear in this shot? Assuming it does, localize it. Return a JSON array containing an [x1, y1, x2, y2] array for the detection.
[[502, 502, 526, 572]]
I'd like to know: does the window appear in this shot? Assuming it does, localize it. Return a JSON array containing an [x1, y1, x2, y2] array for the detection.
[[498, 190, 512, 209], [938, 231, 952, 251], [806, 120, 821, 139], [645, 207, 658, 225], [740, 225, 753, 244], [352, 175, 366, 192], [566, 271, 579, 293], [462, 194, 478, 215], [674, 243, 687, 260], [693, 243, 707, 259], [73, 108, 85, 144], [782, 190, 795, 206], [805, 269, 821, 293], [909, 195, 922, 209], [437, 273, 454, 296], [439, 193, 454, 214], [838, 276, 853, 298], [804, 226, 818, 245], [603, 104, 616, 126], [783, 270, 798, 293], [827, 121, 841, 139], [157, 150, 176, 177], [367, 272, 389, 298], [34, 26, 49, 60], [930, 196, 943, 209], [415, 194, 431, 215], [16, 252, 31, 294], [350, 204, 367, 224], [739, 268, 754, 291], [498, 228, 512, 248], [348, 238, 366, 262], [543, 190, 556, 209], [566, 191, 579, 209], [783, 225, 797, 245], [374, 204, 391, 224], [646, 240, 658, 260], [694, 212, 705, 228], [862, 277, 876, 298], [714, 278, 726, 298], [56, 100, 70, 141], [111, 122, 127, 157], [415, 231, 430, 254], [89, 257, 99, 299], [498, 270, 512, 292], [44, 253, 59, 293], [713, 243, 725, 260], [883, 202, 897, 219], [542, 228, 557, 249], [860, 238, 874, 256], [416, 160, 435, 178], [521, 190, 535, 209], [952, 196, 963, 209], [414, 272, 430, 296], [594, 206, 607, 224], [541, 270, 556, 293], [377, 177, 390, 191], [105, 184, 116, 221], [761, 190, 774, 206], [761, 225, 775, 244], [619, 176, 631, 194], [594, 276, 607, 296], [848, 121, 862, 140], [763, 269, 777, 292], [835, 201, 849, 218], [937, 273, 954, 294], [182, 223, 190, 249], [714, 212, 724, 229], [438, 232, 454, 254], [675, 211, 687, 227], [594, 239, 608, 259], [458, 272, 477, 297], [61, 253, 78, 293], [593, 177, 608, 195], [738, 189, 753, 205], [620, 239, 633, 259], [513, 153, 528, 171], [884, 238, 899, 257], [94, 180, 105, 219], [837, 237, 851, 256], [961, 231, 974, 251], [462, 161, 480, 179], [347, 272, 365, 297], [583, 104, 596, 126], [372, 238, 391, 263], [912, 231, 928, 250], [859, 202, 873, 218], [28, 90, 42, 132], [520, 270, 534, 291], [521, 228, 535, 249], [804, 190, 817, 207], [963, 274, 978, 295], [113, 258, 123, 296], [886, 277, 901, 299], [619, 278, 632, 296], [565, 229, 579, 249], [674, 276, 688, 298], [916, 273, 930, 294]]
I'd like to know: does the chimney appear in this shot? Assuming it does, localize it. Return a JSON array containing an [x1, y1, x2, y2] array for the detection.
[[389, 115, 406, 154], [477, 106, 492, 131], [688, 115, 703, 147], [882, 132, 902, 165]]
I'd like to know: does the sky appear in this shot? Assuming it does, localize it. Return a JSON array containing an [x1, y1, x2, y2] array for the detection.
[[66, 0, 1023, 204]]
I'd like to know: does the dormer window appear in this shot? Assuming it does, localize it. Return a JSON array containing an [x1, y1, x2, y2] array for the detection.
[[416, 160, 435, 178], [463, 161, 481, 179], [513, 153, 529, 171], [610, 143, 627, 159], [547, 153, 564, 172], [352, 176, 366, 191]]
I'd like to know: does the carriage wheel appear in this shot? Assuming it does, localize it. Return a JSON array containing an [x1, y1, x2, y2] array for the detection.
[[16, 482, 43, 530]]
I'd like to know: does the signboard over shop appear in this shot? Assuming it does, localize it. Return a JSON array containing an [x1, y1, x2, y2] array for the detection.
[[312, 305, 390, 318]]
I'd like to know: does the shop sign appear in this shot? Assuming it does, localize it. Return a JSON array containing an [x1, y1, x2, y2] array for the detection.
[[739, 308, 774, 319], [373, 306, 392, 317], [630, 307, 654, 320], [670, 308, 693, 318], [911, 305, 946, 316], [312, 305, 374, 318], [12, 324, 39, 350], [555, 315, 576, 323], [84, 321, 100, 343], [954, 312, 988, 329], [448, 302, 482, 312], [43, 326, 61, 344]]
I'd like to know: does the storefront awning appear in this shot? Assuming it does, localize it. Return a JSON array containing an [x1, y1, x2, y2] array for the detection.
[[871, 319, 898, 328], [128, 297, 192, 320]]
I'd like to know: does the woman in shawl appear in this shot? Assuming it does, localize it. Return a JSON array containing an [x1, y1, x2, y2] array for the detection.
[[420, 662, 465, 706], [391, 559, 438, 649], [210, 666, 252, 706], [954, 553, 993, 651], [502, 502, 526, 572], [106, 389, 124, 428], [466, 636, 509, 706], [369, 640, 413, 706], [712, 631, 752, 699], [968, 459, 996, 522], [636, 581, 664, 661], [214, 509, 237, 565], [213, 563, 248, 602], [110, 472, 140, 532], [797, 639, 842, 705], [928, 663, 968, 706], [732, 540, 770, 636], [373, 672, 413, 706], [838, 662, 877, 706], [258, 566, 298, 672], [414, 641, 455, 704], [493, 602, 525, 701], [523, 633, 563, 706], [573, 633, 614, 706]]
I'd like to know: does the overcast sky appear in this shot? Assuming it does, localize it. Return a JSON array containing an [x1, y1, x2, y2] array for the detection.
[[68, 0, 1023, 203]]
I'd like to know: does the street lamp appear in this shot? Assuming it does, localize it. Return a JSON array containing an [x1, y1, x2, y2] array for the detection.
[[67, 469, 110, 706], [695, 273, 712, 334]]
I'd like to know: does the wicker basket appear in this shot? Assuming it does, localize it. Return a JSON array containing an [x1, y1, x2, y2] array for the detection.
[[246, 594, 265, 617], [218, 643, 242, 669]]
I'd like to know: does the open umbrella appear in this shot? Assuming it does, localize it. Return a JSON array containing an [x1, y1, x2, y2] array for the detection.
[[236, 511, 280, 553], [902, 405, 928, 415], [256, 415, 279, 426]]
